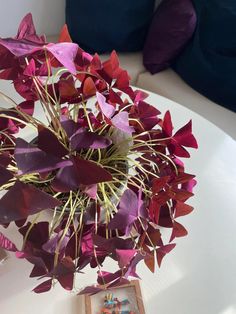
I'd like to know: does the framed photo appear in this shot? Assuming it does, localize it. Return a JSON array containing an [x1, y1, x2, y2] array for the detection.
[[85, 280, 145, 314]]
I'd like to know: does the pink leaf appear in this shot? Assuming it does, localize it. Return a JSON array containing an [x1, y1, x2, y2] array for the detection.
[[111, 111, 134, 134], [46, 42, 78, 75], [96, 92, 115, 118], [0, 232, 17, 252], [116, 249, 137, 268]]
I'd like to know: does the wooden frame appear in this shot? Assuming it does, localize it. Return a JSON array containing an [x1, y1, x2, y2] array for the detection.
[[85, 280, 145, 314]]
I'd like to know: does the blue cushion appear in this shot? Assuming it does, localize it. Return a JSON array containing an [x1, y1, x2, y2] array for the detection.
[[173, 0, 236, 112], [66, 0, 155, 54]]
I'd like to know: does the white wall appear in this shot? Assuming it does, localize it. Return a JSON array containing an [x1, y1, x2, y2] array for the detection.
[[0, 0, 65, 37]]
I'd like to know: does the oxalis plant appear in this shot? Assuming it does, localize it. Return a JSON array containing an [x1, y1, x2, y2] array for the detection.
[[0, 14, 198, 294]]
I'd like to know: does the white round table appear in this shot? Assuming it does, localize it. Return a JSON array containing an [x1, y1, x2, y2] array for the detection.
[[1, 88, 236, 314]]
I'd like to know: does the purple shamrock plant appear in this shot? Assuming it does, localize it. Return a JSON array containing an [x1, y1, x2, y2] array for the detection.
[[0, 14, 198, 294]]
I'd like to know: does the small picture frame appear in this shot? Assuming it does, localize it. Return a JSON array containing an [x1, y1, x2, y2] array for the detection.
[[85, 280, 145, 314]]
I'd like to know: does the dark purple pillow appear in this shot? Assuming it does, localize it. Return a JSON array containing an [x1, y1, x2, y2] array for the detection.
[[143, 0, 197, 74]]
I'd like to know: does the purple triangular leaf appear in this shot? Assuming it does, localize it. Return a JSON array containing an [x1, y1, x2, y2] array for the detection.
[[16, 13, 46, 43], [42, 231, 70, 255], [0, 181, 61, 224], [38, 125, 68, 158], [108, 189, 139, 233], [52, 156, 112, 192], [14, 138, 72, 174], [111, 111, 134, 134], [70, 128, 112, 150], [33, 279, 52, 294], [0, 165, 13, 186], [46, 43, 78, 74], [61, 118, 79, 138], [116, 249, 137, 268]]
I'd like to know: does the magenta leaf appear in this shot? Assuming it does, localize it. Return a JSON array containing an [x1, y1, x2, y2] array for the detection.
[[70, 128, 112, 150], [96, 92, 115, 118], [0, 37, 44, 57], [173, 120, 198, 148], [116, 249, 137, 268], [111, 111, 134, 134], [0, 232, 17, 251], [97, 270, 122, 285], [14, 138, 72, 174], [124, 252, 144, 279], [16, 13, 45, 43], [46, 43, 78, 75], [23, 58, 36, 76], [162, 111, 173, 137], [0, 181, 61, 224], [134, 101, 160, 130]]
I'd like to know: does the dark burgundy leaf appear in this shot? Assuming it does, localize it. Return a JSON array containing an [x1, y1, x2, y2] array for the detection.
[[0, 152, 11, 167], [30, 265, 47, 278], [70, 128, 112, 150], [52, 156, 112, 192], [33, 279, 52, 294], [144, 249, 155, 273], [38, 125, 68, 158], [170, 221, 188, 242], [0, 165, 13, 186], [19, 221, 49, 247], [174, 201, 194, 218], [0, 181, 61, 224], [156, 243, 176, 267]]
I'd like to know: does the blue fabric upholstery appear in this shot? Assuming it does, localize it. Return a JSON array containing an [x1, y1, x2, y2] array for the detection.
[[173, 0, 236, 112], [66, 0, 155, 54]]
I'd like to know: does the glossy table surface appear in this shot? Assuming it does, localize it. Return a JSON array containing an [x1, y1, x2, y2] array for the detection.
[[0, 85, 236, 314]]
